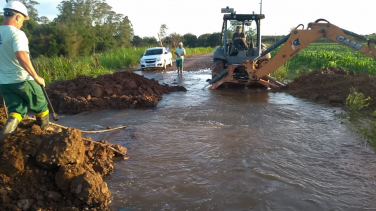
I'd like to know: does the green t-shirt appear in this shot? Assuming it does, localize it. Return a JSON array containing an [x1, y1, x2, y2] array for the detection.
[[175, 47, 186, 60], [0, 25, 34, 84]]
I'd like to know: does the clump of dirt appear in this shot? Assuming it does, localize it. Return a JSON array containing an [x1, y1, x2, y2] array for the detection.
[[282, 67, 376, 108], [0, 114, 127, 211], [47, 71, 186, 114]]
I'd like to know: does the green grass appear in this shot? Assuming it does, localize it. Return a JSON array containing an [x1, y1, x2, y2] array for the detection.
[[35, 46, 216, 85], [270, 43, 376, 80], [343, 88, 376, 148]]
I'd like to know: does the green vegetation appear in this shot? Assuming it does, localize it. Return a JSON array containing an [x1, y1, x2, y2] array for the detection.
[[270, 43, 376, 80], [346, 87, 371, 113], [271, 62, 289, 82], [36, 47, 215, 85], [344, 88, 376, 147]]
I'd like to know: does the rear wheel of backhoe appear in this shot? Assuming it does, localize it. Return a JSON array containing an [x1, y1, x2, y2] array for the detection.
[[212, 60, 225, 78]]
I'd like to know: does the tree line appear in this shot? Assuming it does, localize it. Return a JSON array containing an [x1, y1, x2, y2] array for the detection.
[[0, 0, 135, 58], [0, 0, 222, 58], [136, 32, 222, 48], [1, 0, 374, 58]]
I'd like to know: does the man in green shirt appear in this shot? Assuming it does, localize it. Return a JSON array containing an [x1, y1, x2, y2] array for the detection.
[[174, 42, 186, 73], [0, 1, 59, 143]]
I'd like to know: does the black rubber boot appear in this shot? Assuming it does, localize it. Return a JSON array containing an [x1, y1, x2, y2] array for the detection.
[[0, 116, 20, 143], [36, 115, 61, 132]]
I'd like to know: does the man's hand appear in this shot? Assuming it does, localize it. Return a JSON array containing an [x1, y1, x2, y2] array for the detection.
[[34, 75, 45, 87]]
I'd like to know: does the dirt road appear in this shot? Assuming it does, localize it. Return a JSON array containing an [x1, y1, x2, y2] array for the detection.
[[141, 53, 213, 72]]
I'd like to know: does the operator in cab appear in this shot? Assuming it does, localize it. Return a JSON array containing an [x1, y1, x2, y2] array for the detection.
[[232, 26, 246, 43]]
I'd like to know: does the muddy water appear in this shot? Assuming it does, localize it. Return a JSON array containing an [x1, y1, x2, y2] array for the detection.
[[57, 69, 376, 211]]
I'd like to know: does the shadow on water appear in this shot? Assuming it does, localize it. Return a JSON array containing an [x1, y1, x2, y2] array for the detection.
[[56, 69, 376, 211]]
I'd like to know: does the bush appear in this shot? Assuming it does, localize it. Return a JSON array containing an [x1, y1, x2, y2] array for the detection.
[[346, 87, 370, 114]]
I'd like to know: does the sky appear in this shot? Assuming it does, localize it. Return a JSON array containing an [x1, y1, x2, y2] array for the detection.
[[1, 0, 375, 38]]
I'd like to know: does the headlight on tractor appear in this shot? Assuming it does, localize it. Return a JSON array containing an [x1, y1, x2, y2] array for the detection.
[[157, 57, 162, 61]]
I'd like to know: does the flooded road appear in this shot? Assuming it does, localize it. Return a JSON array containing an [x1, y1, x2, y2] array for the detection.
[[57, 69, 376, 211]]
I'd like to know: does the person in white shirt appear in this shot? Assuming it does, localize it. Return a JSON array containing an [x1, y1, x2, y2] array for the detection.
[[0, 1, 59, 143], [174, 42, 186, 73]]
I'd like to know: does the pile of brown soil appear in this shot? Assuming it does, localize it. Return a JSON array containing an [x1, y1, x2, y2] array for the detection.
[[282, 67, 376, 108], [47, 71, 186, 114], [0, 113, 127, 211]]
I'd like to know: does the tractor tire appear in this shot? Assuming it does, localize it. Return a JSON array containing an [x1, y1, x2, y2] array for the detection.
[[212, 60, 225, 78]]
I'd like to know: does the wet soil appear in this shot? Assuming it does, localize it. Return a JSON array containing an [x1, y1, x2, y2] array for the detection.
[[281, 67, 376, 109], [0, 107, 127, 211], [46, 71, 186, 114]]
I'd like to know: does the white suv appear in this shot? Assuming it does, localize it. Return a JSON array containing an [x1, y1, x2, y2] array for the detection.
[[140, 47, 173, 70]]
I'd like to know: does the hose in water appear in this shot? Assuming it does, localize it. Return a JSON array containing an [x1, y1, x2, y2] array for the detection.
[[27, 117, 127, 134]]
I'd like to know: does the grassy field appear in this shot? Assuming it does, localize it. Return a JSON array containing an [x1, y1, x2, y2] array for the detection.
[[36, 46, 215, 85], [270, 43, 376, 81]]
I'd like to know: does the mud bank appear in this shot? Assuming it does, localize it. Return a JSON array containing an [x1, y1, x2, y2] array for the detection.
[[282, 67, 376, 109], [0, 109, 127, 211], [47, 71, 186, 114]]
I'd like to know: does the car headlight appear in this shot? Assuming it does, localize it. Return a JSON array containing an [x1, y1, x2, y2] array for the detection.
[[156, 57, 161, 61], [141, 58, 144, 62]]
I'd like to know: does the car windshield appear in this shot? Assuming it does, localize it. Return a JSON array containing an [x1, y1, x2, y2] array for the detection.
[[144, 49, 163, 56]]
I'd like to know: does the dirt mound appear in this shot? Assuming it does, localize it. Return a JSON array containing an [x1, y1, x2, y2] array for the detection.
[[0, 114, 127, 211], [282, 67, 376, 108], [47, 71, 186, 114]]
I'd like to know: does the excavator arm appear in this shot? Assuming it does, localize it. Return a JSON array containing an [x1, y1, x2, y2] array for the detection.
[[204, 19, 376, 90], [254, 19, 376, 78]]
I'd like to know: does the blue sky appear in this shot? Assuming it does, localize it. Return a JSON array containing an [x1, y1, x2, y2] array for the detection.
[[1, 0, 375, 38]]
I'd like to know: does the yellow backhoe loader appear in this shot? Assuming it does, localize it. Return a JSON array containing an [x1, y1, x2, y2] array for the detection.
[[203, 9, 376, 90]]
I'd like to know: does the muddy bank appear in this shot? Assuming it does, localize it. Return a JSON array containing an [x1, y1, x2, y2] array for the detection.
[[46, 71, 186, 114], [0, 109, 127, 211], [282, 67, 376, 108]]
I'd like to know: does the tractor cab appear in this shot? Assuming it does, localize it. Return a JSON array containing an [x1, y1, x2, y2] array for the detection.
[[213, 8, 265, 65]]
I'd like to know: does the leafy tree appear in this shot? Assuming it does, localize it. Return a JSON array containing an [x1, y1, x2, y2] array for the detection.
[[197, 33, 210, 47], [54, 0, 134, 56], [169, 33, 183, 48], [159, 24, 168, 40], [39, 16, 50, 25], [115, 16, 133, 48], [32, 22, 70, 57], [142, 36, 158, 46], [183, 33, 197, 47], [131, 35, 143, 46], [207, 33, 221, 47]]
